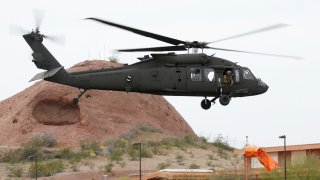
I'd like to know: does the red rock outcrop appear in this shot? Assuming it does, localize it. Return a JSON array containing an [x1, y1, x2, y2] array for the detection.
[[0, 60, 194, 148]]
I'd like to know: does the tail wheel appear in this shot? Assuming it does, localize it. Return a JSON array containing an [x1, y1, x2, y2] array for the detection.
[[201, 99, 211, 110], [219, 95, 230, 106]]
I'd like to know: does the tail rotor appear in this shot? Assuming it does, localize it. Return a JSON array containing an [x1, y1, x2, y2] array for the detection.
[[10, 9, 65, 45]]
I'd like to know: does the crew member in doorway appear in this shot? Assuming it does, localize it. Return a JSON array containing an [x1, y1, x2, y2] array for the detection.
[[223, 69, 234, 86]]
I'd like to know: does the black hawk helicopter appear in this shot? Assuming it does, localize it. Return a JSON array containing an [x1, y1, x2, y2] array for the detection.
[[22, 17, 299, 110]]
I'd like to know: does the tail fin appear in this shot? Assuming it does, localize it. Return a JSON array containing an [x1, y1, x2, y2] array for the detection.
[[23, 33, 62, 70], [29, 66, 63, 82], [23, 32, 69, 83]]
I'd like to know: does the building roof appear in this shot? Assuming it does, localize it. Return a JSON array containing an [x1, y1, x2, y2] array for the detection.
[[130, 169, 214, 180], [235, 143, 320, 154], [160, 169, 213, 173], [263, 143, 320, 152]]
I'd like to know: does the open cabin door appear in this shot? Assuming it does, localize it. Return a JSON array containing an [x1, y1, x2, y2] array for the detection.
[[219, 68, 241, 94], [186, 67, 218, 93]]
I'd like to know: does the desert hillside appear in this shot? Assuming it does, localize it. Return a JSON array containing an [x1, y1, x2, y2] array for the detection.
[[0, 60, 194, 148]]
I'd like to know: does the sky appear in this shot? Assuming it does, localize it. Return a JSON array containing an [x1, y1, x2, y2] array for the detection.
[[1, 0, 319, 148]]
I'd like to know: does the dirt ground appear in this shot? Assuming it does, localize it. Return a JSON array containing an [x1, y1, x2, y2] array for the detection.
[[0, 147, 244, 180]]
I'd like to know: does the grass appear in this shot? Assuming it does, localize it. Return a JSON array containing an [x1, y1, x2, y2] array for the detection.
[[262, 154, 320, 179], [213, 135, 234, 152], [1, 149, 21, 163], [157, 162, 171, 170], [0, 125, 238, 179], [80, 140, 101, 153], [28, 160, 64, 178], [209, 154, 320, 180], [208, 154, 214, 160], [109, 148, 123, 162], [150, 145, 167, 155], [104, 162, 113, 172], [207, 161, 214, 168], [101, 132, 235, 171], [1, 134, 58, 163], [176, 154, 185, 165], [7, 165, 23, 177], [189, 162, 200, 169], [42, 133, 57, 147], [121, 124, 163, 141]]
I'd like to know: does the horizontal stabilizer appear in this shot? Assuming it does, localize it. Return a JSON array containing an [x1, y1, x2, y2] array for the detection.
[[29, 67, 63, 82]]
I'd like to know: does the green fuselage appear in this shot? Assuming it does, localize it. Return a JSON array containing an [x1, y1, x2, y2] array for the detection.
[[47, 53, 268, 98]]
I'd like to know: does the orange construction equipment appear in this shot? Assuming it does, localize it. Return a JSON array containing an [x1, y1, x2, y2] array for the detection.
[[245, 146, 278, 172]]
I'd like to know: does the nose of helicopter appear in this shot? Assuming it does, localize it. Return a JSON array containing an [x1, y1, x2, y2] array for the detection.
[[261, 84, 269, 94], [257, 79, 269, 94]]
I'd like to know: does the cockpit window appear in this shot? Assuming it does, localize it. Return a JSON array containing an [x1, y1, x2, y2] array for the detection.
[[204, 68, 215, 82], [190, 68, 201, 81], [243, 68, 255, 80]]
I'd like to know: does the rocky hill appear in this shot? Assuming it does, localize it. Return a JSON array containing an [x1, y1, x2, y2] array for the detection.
[[0, 60, 194, 148]]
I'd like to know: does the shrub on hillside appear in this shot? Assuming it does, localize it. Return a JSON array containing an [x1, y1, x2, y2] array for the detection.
[[121, 124, 163, 140], [1, 149, 21, 163], [103, 162, 113, 172], [80, 140, 100, 152], [56, 148, 82, 163], [151, 146, 167, 155], [189, 162, 200, 169], [2, 134, 57, 163], [213, 135, 233, 152], [109, 148, 123, 162], [42, 133, 57, 147], [157, 162, 171, 170], [106, 138, 131, 162], [128, 145, 153, 160], [7, 166, 23, 177], [2, 138, 42, 163], [140, 146, 153, 158], [28, 160, 64, 178], [176, 154, 185, 165]]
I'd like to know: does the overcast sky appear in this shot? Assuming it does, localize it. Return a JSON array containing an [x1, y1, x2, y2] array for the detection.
[[1, 0, 319, 148]]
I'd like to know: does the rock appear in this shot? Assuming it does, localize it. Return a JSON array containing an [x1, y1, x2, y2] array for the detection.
[[0, 60, 194, 148]]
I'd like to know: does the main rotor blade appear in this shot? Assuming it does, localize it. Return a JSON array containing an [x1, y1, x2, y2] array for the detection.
[[85, 17, 185, 46], [208, 23, 288, 44], [118, 45, 186, 52], [209, 47, 302, 60]]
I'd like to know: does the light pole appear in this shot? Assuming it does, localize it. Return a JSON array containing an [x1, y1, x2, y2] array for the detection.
[[133, 142, 141, 180], [279, 135, 286, 180]]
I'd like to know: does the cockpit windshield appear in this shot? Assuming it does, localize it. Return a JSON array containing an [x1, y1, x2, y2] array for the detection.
[[242, 68, 255, 80]]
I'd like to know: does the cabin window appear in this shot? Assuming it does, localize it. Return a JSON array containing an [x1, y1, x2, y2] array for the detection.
[[204, 68, 215, 82], [243, 68, 255, 80], [190, 68, 201, 81], [234, 69, 240, 82]]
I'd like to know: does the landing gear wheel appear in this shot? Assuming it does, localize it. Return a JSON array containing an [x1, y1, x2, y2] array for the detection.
[[219, 95, 230, 106], [201, 99, 211, 110], [71, 89, 87, 105], [72, 98, 79, 105]]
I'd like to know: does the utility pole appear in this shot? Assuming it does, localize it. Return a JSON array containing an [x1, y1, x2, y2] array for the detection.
[[133, 142, 142, 180], [279, 135, 287, 180]]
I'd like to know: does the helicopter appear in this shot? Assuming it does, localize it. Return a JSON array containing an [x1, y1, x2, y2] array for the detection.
[[22, 17, 299, 110]]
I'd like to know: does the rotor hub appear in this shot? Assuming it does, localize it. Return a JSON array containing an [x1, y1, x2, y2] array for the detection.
[[31, 30, 44, 42], [185, 41, 208, 49]]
